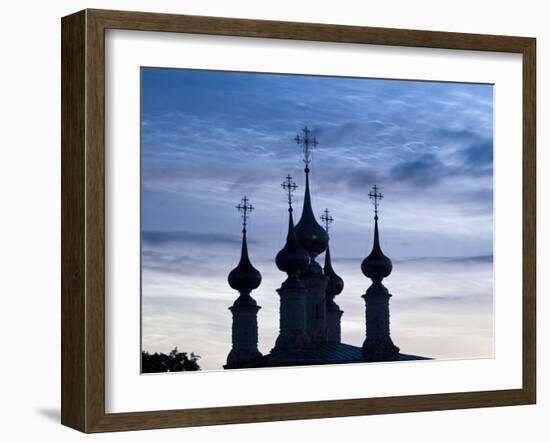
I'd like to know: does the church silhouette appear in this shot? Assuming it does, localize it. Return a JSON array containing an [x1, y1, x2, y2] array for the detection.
[[224, 127, 427, 369]]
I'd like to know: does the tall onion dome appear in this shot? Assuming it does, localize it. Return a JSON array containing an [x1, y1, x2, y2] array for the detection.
[[276, 175, 311, 288], [361, 185, 393, 294], [361, 185, 399, 357], [226, 196, 263, 369], [294, 126, 329, 272], [228, 197, 262, 305]]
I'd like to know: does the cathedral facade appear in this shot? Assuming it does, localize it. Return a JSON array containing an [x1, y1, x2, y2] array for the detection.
[[224, 127, 427, 369]]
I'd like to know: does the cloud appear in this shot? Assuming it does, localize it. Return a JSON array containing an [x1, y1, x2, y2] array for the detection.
[[434, 127, 493, 174], [462, 139, 493, 175], [332, 255, 493, 266], [394, 254, 493, 264], [142, 230, 256, 247], [142, 250, 201, 275], [417, 294, 490, 302], [389, 152, 447, 186]]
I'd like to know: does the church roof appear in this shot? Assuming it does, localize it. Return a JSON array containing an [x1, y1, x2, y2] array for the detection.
[[240, 342, 430, 368]]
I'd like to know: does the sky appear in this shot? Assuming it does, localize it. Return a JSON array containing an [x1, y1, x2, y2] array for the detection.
[[141, 67, 494, 371]]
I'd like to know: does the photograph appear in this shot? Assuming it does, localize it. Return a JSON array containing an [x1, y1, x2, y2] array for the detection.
[[140, 67, 494, 373]]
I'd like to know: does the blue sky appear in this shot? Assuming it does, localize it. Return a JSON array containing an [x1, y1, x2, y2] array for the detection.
[[141, 68, 494, 371]]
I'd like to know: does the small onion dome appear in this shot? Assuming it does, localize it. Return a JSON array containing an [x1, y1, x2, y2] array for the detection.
[[276, 208, 311, 275], [295, 169, 329, 257], [228, 230, 262, 293], [361, 217, 393, 281], [324, 246, 344, 296]]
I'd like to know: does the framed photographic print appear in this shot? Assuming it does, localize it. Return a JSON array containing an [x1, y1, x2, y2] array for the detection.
[[61, 9, 536, 433]]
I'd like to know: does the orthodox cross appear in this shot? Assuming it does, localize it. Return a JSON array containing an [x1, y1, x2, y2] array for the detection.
[[281, 174, 298, 209], [320, 208, 334, 233], [368, 185, 383, 218], [236, 196, 254, 232], [294, 126, 318, 167]]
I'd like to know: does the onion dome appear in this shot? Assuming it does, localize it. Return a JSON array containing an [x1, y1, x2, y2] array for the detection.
[[228, 196, 261, 300], [276, 174, 311, 286], [361, 215, 393, 283], [228, 229, 262, 294], [324, 246, 344, 296], [295, 167, 329, 258], [276, 207, 311, 276], [361, 185, 392, 295]]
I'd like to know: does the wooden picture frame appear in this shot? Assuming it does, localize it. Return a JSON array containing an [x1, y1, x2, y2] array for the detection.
[[61, 8, 536, 433]]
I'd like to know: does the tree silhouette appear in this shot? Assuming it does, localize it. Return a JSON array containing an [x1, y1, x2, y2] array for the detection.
[[141, 347, 201, 373]]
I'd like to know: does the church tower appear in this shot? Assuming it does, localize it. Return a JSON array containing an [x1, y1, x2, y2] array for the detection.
[[225, 196, 263, 369], [361, 185, 400, 358], [274, 175, 311, 350], [321, 209, 344, 343], [294, 127, 329, 342]]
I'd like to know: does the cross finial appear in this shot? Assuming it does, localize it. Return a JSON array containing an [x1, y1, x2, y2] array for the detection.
[[320, 208, 334, 233], [368, 185, 384, 218], [281, 174, 298, 210], [295, 125, 318, 169], [236, 196, 254, 232]]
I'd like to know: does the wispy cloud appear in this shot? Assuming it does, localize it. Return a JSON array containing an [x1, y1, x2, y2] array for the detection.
[[393, 254, 493, 264], [142, 230, 253, 247]]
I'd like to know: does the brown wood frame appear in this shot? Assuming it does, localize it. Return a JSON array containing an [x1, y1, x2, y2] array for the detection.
[[61, 8, 536, 433]]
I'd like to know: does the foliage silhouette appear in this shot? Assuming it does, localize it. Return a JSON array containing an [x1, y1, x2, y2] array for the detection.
[[141, 347, 201, 373]]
